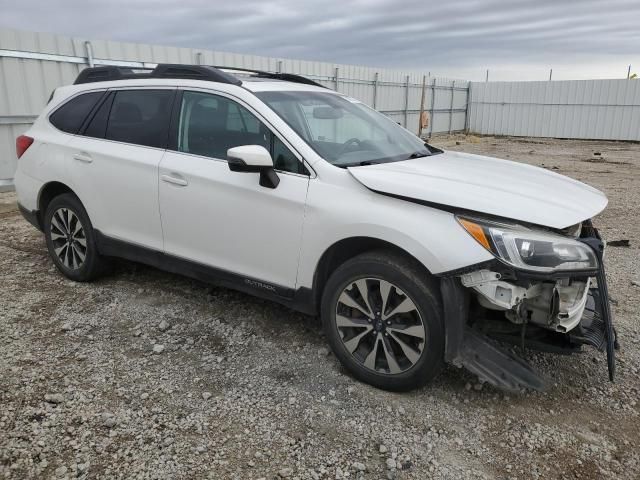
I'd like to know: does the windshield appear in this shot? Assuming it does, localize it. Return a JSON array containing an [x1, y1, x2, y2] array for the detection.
[[255, 90, 435, 167]]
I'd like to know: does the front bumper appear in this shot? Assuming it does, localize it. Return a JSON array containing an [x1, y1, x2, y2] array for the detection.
[[579, 226, 617, 381], [441, 223, 617, 391]]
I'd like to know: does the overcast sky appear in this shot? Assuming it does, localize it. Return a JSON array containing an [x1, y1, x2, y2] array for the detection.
[[1, 0, 639, 81]]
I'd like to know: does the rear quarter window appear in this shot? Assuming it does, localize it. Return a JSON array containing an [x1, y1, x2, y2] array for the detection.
[[49, 92, 104, 134]]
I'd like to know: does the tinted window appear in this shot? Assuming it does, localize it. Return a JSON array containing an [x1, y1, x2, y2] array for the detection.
[[83, 92, 114, 139], [272, 136, 305, 174], [49, 92, 103, 134], [105, 90, 174, 148], [177, 91, 304, 174]]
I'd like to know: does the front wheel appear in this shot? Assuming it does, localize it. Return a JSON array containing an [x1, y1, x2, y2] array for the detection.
[[321, 251, 444, 391]]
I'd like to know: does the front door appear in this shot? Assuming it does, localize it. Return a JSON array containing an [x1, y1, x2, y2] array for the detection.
[[158, 90, 310, 290]]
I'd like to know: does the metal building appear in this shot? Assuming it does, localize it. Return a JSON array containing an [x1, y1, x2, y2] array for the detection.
[[0, 27, 467, 188]]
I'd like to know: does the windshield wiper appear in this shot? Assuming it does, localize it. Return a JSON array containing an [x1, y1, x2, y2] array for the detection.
[[406, 151, 431, 159], [340, 160, 381, 167]]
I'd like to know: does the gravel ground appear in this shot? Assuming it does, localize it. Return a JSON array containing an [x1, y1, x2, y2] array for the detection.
[[1, 136, 639, 480]]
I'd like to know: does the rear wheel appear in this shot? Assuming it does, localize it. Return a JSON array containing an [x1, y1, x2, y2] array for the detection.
[[321, 250, 444, 391], [43, 193, 107, 282]]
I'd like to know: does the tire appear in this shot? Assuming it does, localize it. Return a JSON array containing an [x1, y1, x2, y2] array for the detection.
[[321, 250, 444, 391], [43, 193, 107, 282]]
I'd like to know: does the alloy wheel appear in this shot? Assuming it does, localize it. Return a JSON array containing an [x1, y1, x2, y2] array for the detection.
[[50, 207, 87, 270], [335, 277, 426, 374]]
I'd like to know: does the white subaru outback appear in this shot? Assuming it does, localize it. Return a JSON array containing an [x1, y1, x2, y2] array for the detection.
[[14, 64, 617, 392]]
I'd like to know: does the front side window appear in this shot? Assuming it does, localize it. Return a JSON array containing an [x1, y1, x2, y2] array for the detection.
[[49, 91, 104, 134], [104, 90, 174, 148], [176, 91, 305, 174], [256, 91, 435, 167]]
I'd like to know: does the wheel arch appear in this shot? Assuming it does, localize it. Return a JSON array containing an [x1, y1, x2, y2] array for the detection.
[[38, 181, 77, 217], [308, 236, 434, 315]]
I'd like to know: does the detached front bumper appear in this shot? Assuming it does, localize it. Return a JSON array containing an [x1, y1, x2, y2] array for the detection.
[[441, 223, 617, 392]]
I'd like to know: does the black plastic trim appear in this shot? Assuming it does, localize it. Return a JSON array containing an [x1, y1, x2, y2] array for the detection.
[[440, 277, 469, 363], [78, 91, 114, 136], [579, 234, 616, 381], [18, 203, 42, 231], [167, 89, 184, 151], [74, 64, 242, 86], [94, 231, 316, 315], [213, 66, 327, 89]]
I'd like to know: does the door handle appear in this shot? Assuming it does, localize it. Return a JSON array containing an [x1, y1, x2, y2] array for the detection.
[[73, 152, 93, 163], [161, 174, 188, 187]]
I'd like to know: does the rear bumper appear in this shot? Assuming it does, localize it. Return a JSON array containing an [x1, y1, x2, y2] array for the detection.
[[18, 203, 42, 231]]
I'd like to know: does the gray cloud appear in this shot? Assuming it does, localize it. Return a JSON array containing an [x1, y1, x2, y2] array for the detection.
[[1, 0, 639, 80]]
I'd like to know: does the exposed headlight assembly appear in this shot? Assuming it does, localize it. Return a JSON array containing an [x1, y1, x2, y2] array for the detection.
[[457, 216, 598, 273]]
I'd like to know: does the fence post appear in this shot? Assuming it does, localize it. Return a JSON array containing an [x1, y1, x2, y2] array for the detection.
[[464, 83, 472, 133], [195, 52, 203, 65], [404, 75, 410, 128], [84, 41, 94, 68], [277, 60, 283, 73], [373, 72, 379, 109], [448, 81, 455, 134], [429, 78, 436, 137], [417, 75, 426, 137], [334, 67, 339, 91]]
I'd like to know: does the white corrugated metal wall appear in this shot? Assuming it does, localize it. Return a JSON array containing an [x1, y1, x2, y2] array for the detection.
[[467, 79, 640, 141], [0, 28, 468, 185]]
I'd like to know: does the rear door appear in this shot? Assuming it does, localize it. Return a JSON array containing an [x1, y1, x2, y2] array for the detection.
[[158, 89, 310, 289], [67, 88, 175, 250]]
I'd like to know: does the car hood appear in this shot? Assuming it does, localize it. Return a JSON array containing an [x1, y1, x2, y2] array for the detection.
[[347, 150, 608, 229]]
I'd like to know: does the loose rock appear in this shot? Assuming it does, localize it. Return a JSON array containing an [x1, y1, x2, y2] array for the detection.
[[44, 393, 64, 404]]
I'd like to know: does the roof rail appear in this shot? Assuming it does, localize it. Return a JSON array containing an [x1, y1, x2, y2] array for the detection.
[[74, 64, 242, 86], [213, 66, 327, 88], [73, 63, 327, 89]]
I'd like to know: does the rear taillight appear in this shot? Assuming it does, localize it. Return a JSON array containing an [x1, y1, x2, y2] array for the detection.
[[16, 135, 34, 159]]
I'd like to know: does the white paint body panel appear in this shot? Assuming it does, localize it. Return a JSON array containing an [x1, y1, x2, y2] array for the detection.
[[226, 145, 273, 167], [66, 136, 165, 250], [296, 169, 494, 284], [347, 151, 608, 229], [159, 150, 309, 287], [14, 76, 607, 297]]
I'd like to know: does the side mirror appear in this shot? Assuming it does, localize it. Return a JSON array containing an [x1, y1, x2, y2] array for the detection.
[[227, 145, 280, 189]]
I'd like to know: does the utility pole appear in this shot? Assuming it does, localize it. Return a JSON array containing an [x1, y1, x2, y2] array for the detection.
[[628, 65, 632, 79]]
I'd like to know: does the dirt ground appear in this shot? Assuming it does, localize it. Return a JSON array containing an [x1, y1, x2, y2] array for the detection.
[[1, 135, 639, 480]]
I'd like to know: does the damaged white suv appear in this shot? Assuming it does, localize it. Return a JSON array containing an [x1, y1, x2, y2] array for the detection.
[[15, 64, 616, 392]]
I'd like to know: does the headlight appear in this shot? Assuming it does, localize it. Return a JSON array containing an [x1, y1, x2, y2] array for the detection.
[[457, 216, 598, 273]]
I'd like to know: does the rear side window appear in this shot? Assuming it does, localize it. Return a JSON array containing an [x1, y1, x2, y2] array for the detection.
[[49, 92, 103, 134], [105, 90, 174, 148]]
